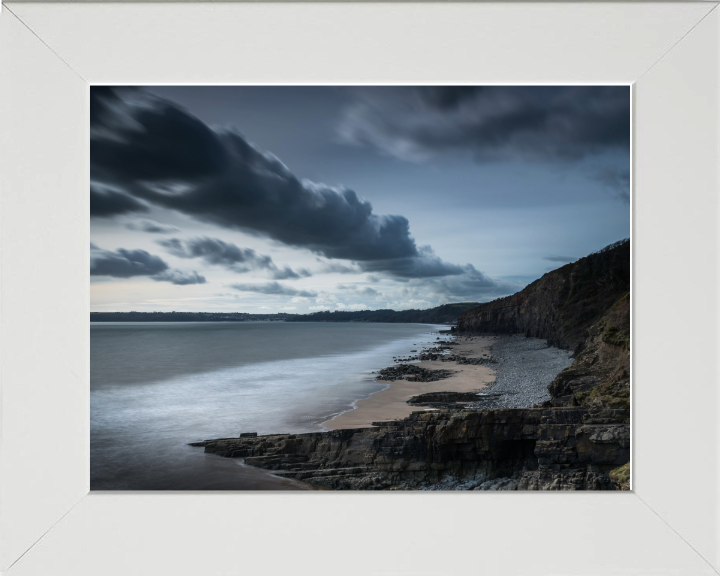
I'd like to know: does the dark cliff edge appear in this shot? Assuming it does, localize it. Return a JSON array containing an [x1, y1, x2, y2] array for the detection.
[[192, 240, 631, 491], [456, 238, 629, 353]]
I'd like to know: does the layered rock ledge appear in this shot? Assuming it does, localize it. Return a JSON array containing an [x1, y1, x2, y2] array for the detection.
[[191, 405, 628, 490]]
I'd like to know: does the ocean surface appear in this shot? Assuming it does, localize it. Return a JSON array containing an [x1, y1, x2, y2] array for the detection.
[[91, 321, 448, 490]]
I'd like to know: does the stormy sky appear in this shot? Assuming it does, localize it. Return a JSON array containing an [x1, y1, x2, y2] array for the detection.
[[90, 86, 630, 313]]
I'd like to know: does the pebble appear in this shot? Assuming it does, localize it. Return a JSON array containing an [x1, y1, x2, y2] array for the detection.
[[465, 336, 574, 409]]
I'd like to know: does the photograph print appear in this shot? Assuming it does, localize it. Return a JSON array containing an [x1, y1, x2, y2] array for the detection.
[[90, 85, 630, 491]]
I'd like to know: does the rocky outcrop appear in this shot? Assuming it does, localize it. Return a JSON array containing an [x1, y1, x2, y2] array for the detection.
[[375, 364, 453, 382], [455, 239, 630, 352], [192, 405, 628, 490], [407, 391, 486, 409], [548, 293, 630, 408]]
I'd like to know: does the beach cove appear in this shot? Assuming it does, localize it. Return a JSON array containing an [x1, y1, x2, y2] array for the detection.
[[322, 336, 496, 429]]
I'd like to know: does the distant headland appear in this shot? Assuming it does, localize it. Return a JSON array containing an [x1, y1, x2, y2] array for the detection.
[[89, 302, 481, 325]]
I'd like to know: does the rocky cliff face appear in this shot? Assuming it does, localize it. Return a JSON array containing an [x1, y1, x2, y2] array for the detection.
[[548, 292, 630, 409], [456, 239, 630, 352]]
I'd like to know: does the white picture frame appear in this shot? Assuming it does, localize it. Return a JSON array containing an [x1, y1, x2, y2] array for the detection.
[[1, 2, 718, 575]]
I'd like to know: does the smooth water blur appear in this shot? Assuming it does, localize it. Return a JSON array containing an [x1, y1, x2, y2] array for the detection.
[[91, 321, 446, 490]]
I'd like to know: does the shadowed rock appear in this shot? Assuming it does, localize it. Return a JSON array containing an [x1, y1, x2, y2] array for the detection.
[[192, 407, 628, 490]]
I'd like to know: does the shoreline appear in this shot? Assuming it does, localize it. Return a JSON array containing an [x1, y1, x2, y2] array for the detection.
[[192, 330, 619, 491], [321, 334, 496, 430]]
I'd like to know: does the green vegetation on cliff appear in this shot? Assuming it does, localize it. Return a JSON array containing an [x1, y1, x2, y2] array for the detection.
[[609, 462, 630, 490]]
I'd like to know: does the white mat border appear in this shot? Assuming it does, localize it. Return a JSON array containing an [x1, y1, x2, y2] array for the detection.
[[0, 3, 718, 575]]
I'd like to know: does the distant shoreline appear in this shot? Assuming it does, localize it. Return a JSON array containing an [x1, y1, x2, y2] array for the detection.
[[89, 302, 478, 325]]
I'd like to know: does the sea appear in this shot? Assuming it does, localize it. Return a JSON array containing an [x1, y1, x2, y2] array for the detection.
[[90, 321, 449, 490]]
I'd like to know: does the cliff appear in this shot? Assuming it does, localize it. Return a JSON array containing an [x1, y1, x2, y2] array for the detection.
[[548, 291, 630, 409], [456, 239, 630, 352]]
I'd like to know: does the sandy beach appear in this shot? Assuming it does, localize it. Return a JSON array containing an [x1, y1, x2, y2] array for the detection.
[[322, 336, 496, 429]]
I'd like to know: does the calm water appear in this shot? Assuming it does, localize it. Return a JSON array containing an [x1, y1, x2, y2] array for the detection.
[[91, 321, 447, 490]]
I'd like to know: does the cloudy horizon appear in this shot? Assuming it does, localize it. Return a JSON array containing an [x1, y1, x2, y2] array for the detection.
[[90, 85, 630, 313]]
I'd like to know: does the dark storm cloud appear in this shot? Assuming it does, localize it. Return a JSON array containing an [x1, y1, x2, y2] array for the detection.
[[229, 282, 318, 298], [417, 86, 484, 110], [544, 255, 576, 263], [91, 184, 148, 217], [91, 87, 228, 185], [157, 236, 310, 279], [339, 86, 630, 164], [90, 87, 541, 283], [357, 246, 465, 278], [90, 245, 204, 284], [91, 87, 419, 264], [125, 218, 180, 233]]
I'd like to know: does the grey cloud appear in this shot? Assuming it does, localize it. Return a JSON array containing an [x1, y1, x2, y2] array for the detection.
[[91, 87, 228, 186], [91, 87, 417, 263], [358, 247, 465, 278], [417, 86, 484, 110], [125, 218, 180, 233], [320, 262, 362, 275], [272, 266, 311, 280], [153, 269, 206, 285], [90, 87, 511, 282], [338, 284, 379, 297], [157, 236, 309, 279], [424, 266, 520, 300], [90, 246, 169, 277], [90, 245, 203, 285], [159, 236, 272, 271], [91, 184, 148, 217], [339, 86, 630, 164], [229, 282, 318, 298], [592, 166, 630, 204]]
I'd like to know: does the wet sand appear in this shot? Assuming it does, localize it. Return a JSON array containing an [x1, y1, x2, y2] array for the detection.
[[322, 336, 495, 430]]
